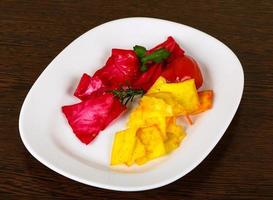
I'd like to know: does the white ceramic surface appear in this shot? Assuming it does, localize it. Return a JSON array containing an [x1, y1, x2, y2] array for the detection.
[[19, 17, 244, 191]]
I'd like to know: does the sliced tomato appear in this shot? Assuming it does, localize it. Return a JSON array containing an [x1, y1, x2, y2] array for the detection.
[[161, 55, 203, 88]]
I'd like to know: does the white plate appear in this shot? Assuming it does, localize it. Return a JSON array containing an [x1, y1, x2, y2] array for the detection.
[[19, 17, 244, 191]]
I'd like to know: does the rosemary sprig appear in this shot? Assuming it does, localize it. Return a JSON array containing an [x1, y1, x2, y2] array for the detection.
[[110, 87, 144, 105]]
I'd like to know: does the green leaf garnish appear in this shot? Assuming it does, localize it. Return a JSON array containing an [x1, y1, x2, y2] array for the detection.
[[140, 64, 147, 72], [134, 44, 170, 72], [133, 45, 147, 58], [141, 48, 170, 64]]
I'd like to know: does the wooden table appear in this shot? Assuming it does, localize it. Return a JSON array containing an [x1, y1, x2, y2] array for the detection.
[[1, 1, 273, 199]]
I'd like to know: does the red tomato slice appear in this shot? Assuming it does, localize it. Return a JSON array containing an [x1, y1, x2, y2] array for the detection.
[[161, 55, 203, 88]]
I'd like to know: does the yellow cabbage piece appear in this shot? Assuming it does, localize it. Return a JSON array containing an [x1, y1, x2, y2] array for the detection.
[[111, 129, 136, 165], [137, 126, 166, 160], [140, 96, 173, 117], [111, 77, 194, 166], [147, 92, 187, 116], [141, 96, 172, 136], [126, 138, 146, 166], [159, 79, 199, 113], [147, 77, 200, 113], [147, 76, 166, 94], [165, 117, 186, 153], [128, 96, 173, 140], [127, 107, 143, 129]]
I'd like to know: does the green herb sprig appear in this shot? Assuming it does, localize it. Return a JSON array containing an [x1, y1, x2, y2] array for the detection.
[[133, 45, 170, 72], [110, 87, 144, 105]]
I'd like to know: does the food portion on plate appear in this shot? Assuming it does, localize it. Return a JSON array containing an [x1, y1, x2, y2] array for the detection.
[[62, 36, 213, 166], [111, 77, 213, 166]]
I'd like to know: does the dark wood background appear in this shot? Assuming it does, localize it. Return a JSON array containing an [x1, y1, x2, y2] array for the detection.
[[1, 0, 273, 199]]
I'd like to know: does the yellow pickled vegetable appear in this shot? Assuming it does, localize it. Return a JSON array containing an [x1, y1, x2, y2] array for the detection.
[[147, 92, 187, 116], [127, 107, 143, 129], [140, 96, 173, 117], [148, 77, 200, 113], [111, 76, 213, 166], [147, 76, 166, 94], [137, 126, 166, 160], [165, 117, 186, 153], [111, 129, 136, 165], [128, 96, 173, 140], [126, 138, 146, 166]]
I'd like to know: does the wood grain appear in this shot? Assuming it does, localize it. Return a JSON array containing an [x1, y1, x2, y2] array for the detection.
[[1, 0, 273, 199]]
